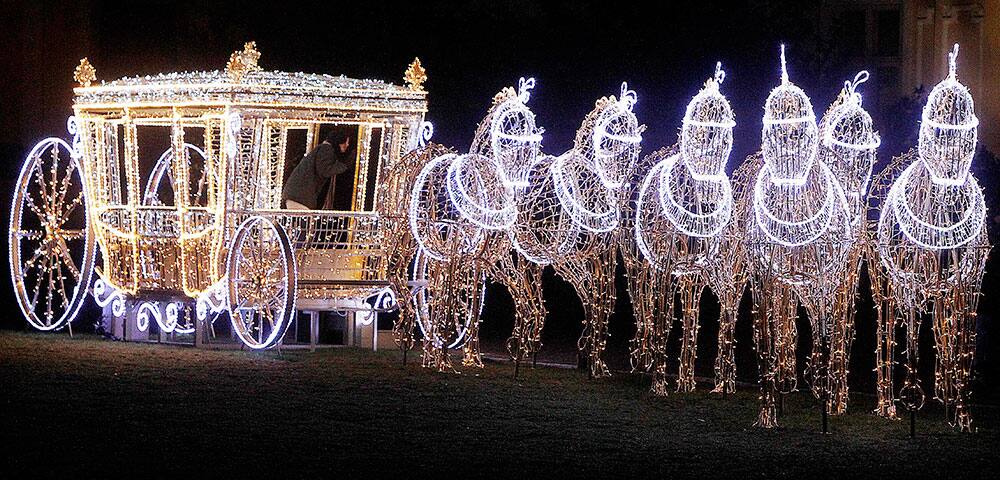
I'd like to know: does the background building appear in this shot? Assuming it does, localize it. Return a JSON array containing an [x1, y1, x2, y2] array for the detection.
[[820, 0, 999, 153]]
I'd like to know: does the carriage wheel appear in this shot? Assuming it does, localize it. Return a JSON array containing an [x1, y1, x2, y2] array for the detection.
[[226, 216, 297, 349], [410, 249, 484, 349], [8, 138, 95, 331]]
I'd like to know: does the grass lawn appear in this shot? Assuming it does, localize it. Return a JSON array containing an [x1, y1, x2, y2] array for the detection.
[[2, 331, 998, 478]]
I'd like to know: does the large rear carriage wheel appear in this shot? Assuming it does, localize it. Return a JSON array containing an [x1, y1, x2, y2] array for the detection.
[[8, 138, 95, 331]]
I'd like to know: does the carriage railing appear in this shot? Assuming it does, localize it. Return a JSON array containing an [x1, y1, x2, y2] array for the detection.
[[230, 210, 390, 298]]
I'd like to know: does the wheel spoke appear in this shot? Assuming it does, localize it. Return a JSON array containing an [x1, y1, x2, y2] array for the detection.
[[55, 191, 84, 227], [29, 255, 48, 310], [48, 148, 60, 215], [261, 285, 286, 311], [45, 251, 55, 324], [16, 230, 45, 240], [55, 252, 69, 310], [235, 296, 251, 312], [55, 160, 78, 213], [255, 228, 265, 268], [32, 163, 50, 217], [23, 180, 46, 222], [57, 229, 86, 241], [55, 237, 81, 281], [22, 248, 45, 275], [262, 257, 283, 279]]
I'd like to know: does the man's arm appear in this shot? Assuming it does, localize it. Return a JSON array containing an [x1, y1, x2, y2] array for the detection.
[[315, 144, 352, 177]]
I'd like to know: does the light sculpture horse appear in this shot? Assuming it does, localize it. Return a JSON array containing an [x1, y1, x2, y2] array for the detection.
[[499, 151, 579, 375], [551, 84, 643, 378], [816, 71, 880, 415], [405, 79, 541, 371], [633, 64, 737, 393], [745, 46, 853, 429], [876, 45, 989, 432]]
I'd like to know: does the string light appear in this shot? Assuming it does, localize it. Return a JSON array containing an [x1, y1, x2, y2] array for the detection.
[[680, 63, 735, 182], [551, 150, 619, 233], [471, 77, 544, 188], [445, 153, 516, 230], [508, 154, 580, 265], [760, 44, 819, 187], [820, 71, 880, 219], [918, 44, 978, 187], [814, 70, 881, 416], [11, 41, 994, 434], [548, 86, 644, 378], [400, 78, 541, 370], [590, 82, 643, 189], [8, 133, 96, 331]]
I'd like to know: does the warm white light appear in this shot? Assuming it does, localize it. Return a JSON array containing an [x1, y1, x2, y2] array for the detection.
[[473, 77, 544, 188], [591, 82, 643, 189]]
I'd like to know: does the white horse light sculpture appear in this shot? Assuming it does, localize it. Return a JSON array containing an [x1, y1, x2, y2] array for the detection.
[[633, 63, 737, 394], [876, 45, 989, 432], [745, 46, 854, 429]]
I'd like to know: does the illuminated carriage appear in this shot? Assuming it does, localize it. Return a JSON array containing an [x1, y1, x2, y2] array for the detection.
[[8, 43, 430, 349]]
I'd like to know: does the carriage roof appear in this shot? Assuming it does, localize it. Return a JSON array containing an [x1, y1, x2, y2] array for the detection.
[[71, 43, 429, 115]]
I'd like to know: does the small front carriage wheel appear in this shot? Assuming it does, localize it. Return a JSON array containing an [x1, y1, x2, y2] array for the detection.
[[226, 216, 297, 349], [410, 248, 484, 350]]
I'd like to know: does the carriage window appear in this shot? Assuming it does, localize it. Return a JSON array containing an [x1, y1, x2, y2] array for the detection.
[[282, 124, 359, 210], [106, 123, 130, 207], [136, 126, 173, 206], [135, 125, 207, 207], [324, 125, 358, 211], [283, 128, 309, 186], [362, 127, 384, 211]]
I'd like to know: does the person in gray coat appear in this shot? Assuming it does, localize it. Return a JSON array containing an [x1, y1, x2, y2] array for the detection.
[[282, 129, 354, 209]]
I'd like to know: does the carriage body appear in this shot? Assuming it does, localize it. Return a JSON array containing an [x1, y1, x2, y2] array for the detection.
[[10, 46, 428, 348], [73, 68, 426, 297]]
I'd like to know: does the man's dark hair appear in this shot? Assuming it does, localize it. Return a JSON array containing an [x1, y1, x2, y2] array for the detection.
[[325, 128, 352, 146]]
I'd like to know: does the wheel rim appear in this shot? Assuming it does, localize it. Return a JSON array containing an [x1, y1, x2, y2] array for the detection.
[[226, 216, 296, 349], [8, 138, 95, 331], [142, 144, 210, 206], [411, 249, 483, 349]]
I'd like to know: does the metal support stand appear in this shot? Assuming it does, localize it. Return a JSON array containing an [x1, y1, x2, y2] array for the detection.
[[309, 311, 319, 352], [822, 400, 829, 434], [195, 312, 204, 348]]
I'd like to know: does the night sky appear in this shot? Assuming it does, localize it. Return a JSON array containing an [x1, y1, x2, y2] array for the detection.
[[2, 1, 891, 160]]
